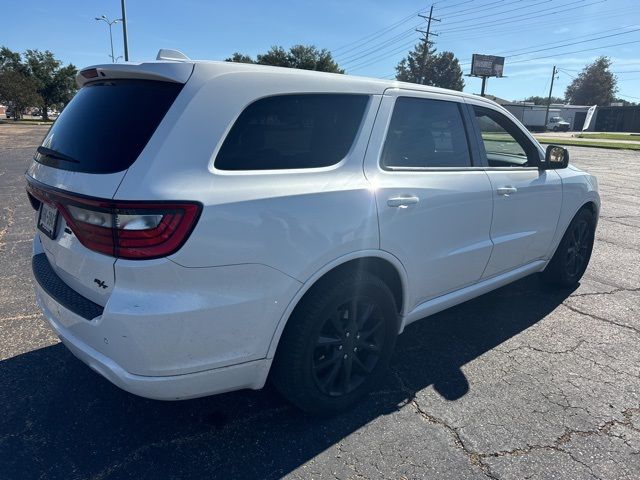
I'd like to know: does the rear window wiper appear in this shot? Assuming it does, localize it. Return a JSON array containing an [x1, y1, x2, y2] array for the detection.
[[36, 146, 80, 164]]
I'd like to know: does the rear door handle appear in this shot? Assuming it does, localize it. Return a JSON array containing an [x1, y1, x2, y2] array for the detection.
[[496, 186, 518, 196], [387, 196, 420, 208]]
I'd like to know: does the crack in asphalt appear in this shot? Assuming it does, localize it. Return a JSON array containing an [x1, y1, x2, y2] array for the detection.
[[0, 206, 15, 243], [389, 343, 640, 480], [569, 286, 640, 297], [410, 398, 501, 480], [561, 302, 640, 335], [598, 217, 640, 229], [499, 340, 586, 356], [89, 405, 291, 480]]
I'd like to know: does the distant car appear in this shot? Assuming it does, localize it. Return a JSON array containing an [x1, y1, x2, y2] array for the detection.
[[547, 116, 570, 132], [26, 54, 600, 416]]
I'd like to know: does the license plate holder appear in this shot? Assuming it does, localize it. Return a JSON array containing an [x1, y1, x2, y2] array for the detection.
[[38, 202, 59, 240]]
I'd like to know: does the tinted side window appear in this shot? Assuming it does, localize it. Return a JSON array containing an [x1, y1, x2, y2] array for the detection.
[[215, 94, 369, 170], [35, 80, 183, 174], [381, 97, 471, 169], [473, 106, 538, 167]]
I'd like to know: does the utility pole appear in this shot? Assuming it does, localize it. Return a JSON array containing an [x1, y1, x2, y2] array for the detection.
[[416, 5, 440, 84], [544, 65, 558, 130], [121, 0, 129, 61]]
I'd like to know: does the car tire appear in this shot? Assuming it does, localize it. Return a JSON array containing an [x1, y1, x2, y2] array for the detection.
[[553, 126, 559, 132], [271, 270, 398, 416], [542, 208, 595, 288]]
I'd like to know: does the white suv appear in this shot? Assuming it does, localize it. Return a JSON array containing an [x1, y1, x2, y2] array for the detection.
[[27, 54, 599, 415]]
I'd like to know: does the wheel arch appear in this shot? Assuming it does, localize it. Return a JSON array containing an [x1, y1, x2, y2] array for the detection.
[[265, 250, 409, 360], [545, 195, 600, 264]]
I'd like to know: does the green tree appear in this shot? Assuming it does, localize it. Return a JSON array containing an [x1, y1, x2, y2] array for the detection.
[[0, 46, 24, 71], [224, 52, 255, 64], [0, 47, 38, 119], [226, 45, 344, 73], [24, 50, 77, 120], [256, 46, 290, 68], [522, 95, 565, 105], [395, 42, 464, 91], [0, 69, 41, 120], [565, 56, 617, 106]]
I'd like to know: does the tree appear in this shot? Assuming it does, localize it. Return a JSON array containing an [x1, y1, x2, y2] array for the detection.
[[0, 69, 41, 120], [395, 42, 465, 91], [224, 52, 254, 64], [256, 46, 290, 68], [281, 45, 343, 73], [24, 50, 77, 120], [0, 46, 76, 120], [0, 46, 23, 71], [0, 47, 39, 119], [226, 45, 344, 73], [565, 56, 617, 106], [522, 95, 565, 105]]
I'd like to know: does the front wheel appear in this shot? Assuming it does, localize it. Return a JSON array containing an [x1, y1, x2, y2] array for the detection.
[[542, 208, 595, 288], [271, 271, 398, 416]]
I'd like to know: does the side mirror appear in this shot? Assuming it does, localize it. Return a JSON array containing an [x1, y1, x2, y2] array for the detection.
[[541, 145, 569, 169]]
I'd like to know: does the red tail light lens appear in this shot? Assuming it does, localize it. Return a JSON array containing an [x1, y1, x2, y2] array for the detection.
[[27, 181, 201, 260]]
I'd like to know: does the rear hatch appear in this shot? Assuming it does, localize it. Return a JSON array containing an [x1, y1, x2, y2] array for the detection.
[[27, 62, 193, 308]]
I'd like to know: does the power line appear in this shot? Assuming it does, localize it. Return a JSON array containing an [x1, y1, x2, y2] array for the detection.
[[459, 27, 640, 66], [337, 25, 421, 64], [333, 0, 526, 64], [493, 24, 638, 57], [508, 39, 640, 65], [427, 0, 508, 17], [429, 0, 477, 13], [438, 0, 606, 34], [438, 0, 553, 28], [330, 8, 427, 55], [346, 37, 421, 72], [447, 8, 636, 43]]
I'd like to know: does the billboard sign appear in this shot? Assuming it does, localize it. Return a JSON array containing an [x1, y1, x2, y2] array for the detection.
[[471, 54, 505, 77]]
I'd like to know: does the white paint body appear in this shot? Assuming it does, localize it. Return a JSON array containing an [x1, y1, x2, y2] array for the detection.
[[28, 60, 599, 400]]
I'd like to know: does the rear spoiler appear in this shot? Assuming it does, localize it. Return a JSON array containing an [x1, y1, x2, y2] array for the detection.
[[77, 61, 194, 88]]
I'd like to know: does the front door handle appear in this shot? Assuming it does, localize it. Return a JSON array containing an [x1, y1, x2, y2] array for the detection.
[[387, 196, 420, 208], [497, 186, 518, 196]]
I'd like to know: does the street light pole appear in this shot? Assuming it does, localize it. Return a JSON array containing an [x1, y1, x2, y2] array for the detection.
[[121, 0, 129, 61], [95, 15, 122, 63]]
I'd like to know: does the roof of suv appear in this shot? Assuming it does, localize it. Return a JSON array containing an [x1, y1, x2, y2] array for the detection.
[[78, 58, 499, 107]]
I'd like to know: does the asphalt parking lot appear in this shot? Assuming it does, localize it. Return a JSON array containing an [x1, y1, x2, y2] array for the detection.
[[1, 123, 638, 480]]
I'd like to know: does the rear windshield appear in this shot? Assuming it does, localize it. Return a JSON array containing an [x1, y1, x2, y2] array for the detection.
[[35, 80, 183, 174], [214, 94, 369, 170]]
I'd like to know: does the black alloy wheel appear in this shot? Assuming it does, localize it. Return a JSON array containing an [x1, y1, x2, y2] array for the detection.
[[312, 298, 385, 397], [565, 218, 591, 278], [271, 270, 398, 416], [542, 208, 595, 288]]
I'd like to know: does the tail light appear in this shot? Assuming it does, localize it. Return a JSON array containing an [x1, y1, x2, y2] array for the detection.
[[26, 181, 201, 260]]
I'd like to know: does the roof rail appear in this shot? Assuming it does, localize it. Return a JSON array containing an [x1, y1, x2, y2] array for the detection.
[[156, 49, 191, 62]]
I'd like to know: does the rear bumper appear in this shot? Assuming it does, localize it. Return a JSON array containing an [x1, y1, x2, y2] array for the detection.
[[35, 281, 273, 400], [31, 236, 301, 400]]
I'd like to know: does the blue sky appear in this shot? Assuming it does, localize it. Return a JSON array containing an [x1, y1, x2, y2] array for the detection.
[[3, 0, 639, 101]]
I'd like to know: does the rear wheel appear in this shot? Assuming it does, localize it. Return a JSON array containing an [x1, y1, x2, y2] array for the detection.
[[271, 271, 398, 416], [542, 208, 595, 288]]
